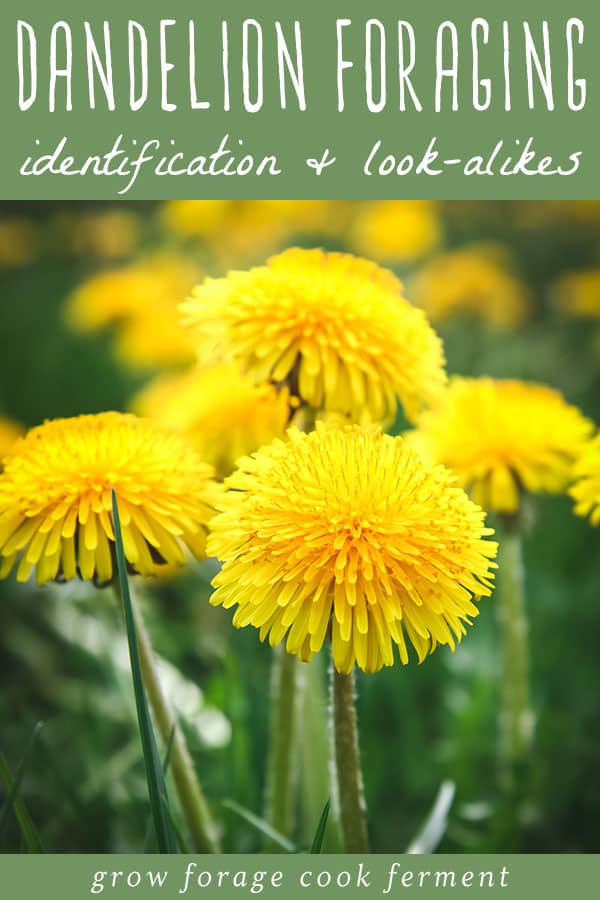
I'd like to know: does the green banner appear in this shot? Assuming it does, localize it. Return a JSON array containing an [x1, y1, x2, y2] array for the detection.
[[0, 855, 598, 899], [0, 0, 599, 198]]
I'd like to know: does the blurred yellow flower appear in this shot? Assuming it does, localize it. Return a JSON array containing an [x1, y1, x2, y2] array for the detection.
[[554, 269, 600, 318], [349, 201, 441, 265], [206, 201, 351, 268], [70, 210, 141, 259], [254, 201, 350, 238], [160, 200, 233, 238], [160, 201, 351, 269], [517, 200, 600, 230], [66, 254, 199, 367], [208, 424, 497, 674], [0, 218, 39, 267], [571, 434, 600, 526], [115, 308, 196, 369], [409, 377, 593, 514], [0, 412, 215, 585], [133, 365, 292, 477], [410, 245, 530, 328], [181, 248, 446, 424]]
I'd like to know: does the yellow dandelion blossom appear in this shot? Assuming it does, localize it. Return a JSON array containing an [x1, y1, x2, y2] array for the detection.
[[208, 424, 497, 675], [66, 254, 199, 366], [115, 307, 197, 368], [133, 364, 292, 477], [70, 210, 141, 260], [159, 200, 233, 238], [0, 218, 39, 267], [181, 248, 446, 424], [555, 269, 600, 319], [571, 434, 600, 526], [253, 201, 350, 239], [0, 412, 216, 586], [349, 201, 441, 265], [409, 377, 593, 514], [410, 245, 530, 329]]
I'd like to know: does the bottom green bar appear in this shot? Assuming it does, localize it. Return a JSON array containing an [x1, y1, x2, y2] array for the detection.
[[0, 855, 597, 899]]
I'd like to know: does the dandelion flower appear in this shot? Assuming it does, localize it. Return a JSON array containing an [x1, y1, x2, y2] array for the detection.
[[349, 201, 441, 265], [571, 434, 600, 526], [182, 248, 446, 424], [133, 364, 292, 477], [160, 200, 233, 238], [208, 424, 497, 674], [70, 210, 141, 260], [0, 412, 216, 585], [66, 254, 199, 366], [0, 218, 39, 267], [555, 268, 600, 319], [410, 245, 530, 329], [409, 377, 593, 514]]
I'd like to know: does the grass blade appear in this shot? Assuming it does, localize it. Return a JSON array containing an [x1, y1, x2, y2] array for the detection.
[[112, 489, 178, 853], [0, 721, 44, 839], [0, 742, 44, 852], [223, 799, 296, 853], [406, 780, 456, 854], [143, 727, 189, 853], [310, 799, 330, 853]]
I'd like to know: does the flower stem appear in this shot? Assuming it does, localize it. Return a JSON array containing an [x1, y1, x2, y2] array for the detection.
[[300, 656, 343, 850], [330, 664, 369, 852], [264, 644, 300, 843], [496, 516, 534, 789], [117, 587, 219, 852]]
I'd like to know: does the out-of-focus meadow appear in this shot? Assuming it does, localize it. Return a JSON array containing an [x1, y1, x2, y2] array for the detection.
[[0, 200, 599, 852]]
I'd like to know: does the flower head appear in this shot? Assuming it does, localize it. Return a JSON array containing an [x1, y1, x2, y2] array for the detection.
[[66, 254, 199, 366], [555, 268, 600, 319], [0, 218, 39, 267], [181, 248, 446, 424], [570, 433, 600, 526], [133, 364, 292, 477], [0, 412, 216, 585], [410, 245, 530, 329], [70, 210, 141, 260], [349, 201, 440, 265], [409, 377, 593, 514], [208, 424, 497, 674]]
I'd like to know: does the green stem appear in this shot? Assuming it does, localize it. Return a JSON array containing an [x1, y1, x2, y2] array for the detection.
[[262, 406, 316, 846], [299, 656, 342, 850], [264, 645, 300, 843], [496, 517, 534, 787], [330, 664, 369, 852], [128, 594, 220, 852]]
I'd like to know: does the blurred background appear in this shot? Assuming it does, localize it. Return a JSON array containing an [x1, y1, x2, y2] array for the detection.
[[0, 199, 599, 852]]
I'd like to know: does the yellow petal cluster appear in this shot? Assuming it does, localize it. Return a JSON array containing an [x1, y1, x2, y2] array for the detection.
[[0, 412, 216, 585], [409, 377, 593, 514], [133, 364, 292, 478], [181, 248, 446, 424], [571, 434, 600, 526], [208, 424, 497, 674]]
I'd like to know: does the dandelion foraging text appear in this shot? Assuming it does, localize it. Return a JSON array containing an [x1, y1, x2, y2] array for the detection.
[[17, 17, 586, 113]]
